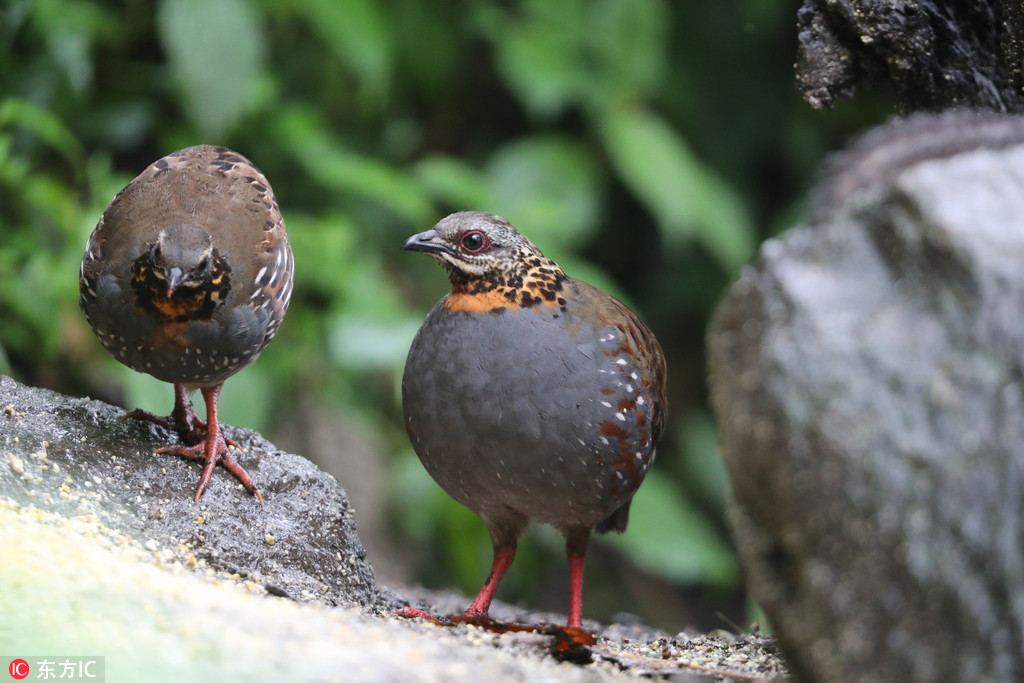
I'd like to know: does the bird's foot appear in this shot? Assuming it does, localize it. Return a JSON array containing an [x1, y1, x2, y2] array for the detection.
[[450, 610, 495, 626], [123, 408, 207, 444], [391, 607, 450, 624], [123, 393, 207, 445], [156, 428, 261, 504], [394, 605, 593, 662], [392, 606, 504, 629]]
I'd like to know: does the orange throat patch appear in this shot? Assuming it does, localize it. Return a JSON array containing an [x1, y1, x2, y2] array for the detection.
[[130, 251, 231, 323], [443, 288, 517, 313], [149, 289, 214, 319], [443, 262, 570, 315]]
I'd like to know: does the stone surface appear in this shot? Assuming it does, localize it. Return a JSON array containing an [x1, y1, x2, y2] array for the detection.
[[0, 499, 625, 682], [0, 374, 380, 609], [709, 113, 1024, 681], [0, 374, 788, 681], [795, 0, 1024, 112]]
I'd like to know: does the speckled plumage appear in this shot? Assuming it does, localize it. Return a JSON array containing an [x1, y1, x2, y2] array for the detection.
[[399, 211, 666, 627], [79, 145, 293, 503]]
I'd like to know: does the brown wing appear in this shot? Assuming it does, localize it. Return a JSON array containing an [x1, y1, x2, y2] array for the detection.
[[199, 146, 293, 345], [609, 296, 667, 443], [80, 145, 292, 354]]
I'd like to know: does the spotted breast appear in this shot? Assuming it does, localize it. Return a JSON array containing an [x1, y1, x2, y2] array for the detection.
[[397, 211, 667, 628]]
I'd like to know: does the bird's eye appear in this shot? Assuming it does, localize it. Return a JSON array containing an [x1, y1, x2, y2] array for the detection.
[[460, 230, 488, 253]]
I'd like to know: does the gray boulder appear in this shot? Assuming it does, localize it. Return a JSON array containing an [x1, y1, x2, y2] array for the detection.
[[709, 113, 1024, 682], [796, 0, 1024, 112], [0, 373, 381, 608]]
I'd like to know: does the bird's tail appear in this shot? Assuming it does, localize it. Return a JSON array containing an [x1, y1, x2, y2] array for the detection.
[[596, 501, 631, 534]]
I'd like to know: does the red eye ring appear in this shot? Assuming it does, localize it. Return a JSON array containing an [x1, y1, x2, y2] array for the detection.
[[459, 230, 489, 253]]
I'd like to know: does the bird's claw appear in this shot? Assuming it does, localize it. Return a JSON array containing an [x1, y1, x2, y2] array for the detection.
[[156, 433, 261, 504], [391, 607, 449, 624]]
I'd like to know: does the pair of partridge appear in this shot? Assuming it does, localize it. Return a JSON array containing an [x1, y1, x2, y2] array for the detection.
[[79, 145, 293, 503], [399, 211, 667, 627], [78, 149, 664, 629]]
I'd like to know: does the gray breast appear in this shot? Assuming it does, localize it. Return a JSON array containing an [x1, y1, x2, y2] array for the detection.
[[83, 267, 269, 386], [402, 301, 656, 531]]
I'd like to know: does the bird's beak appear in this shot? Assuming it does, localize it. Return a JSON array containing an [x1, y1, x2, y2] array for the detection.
[[166, 266, 184, 296], [402, 229, 451, 256]]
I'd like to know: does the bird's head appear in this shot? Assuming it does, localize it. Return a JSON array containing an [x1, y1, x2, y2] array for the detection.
[[150, 223, 216, 296], [402, 211, 549, 282], [403, 212, 569, 313]]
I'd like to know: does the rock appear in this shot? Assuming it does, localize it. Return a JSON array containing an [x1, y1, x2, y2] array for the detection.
[[0, 373, 380, 608], [1, 496, 637, 681], [273, 397, 410, 584], [709, 113, 1024, 681], [795, 0, 1024, 112], [1, 374, 789, 680]]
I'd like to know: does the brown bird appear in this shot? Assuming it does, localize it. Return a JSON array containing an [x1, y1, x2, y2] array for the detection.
[[79, 145, 293, 503], [398, 211, 667, 627]]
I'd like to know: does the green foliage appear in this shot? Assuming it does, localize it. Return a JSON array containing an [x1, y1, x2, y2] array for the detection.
[[0, 0, 889, 630], [158, 0, 266, 139], [600, 470, 739, 588], [601, 104, 756, 271]]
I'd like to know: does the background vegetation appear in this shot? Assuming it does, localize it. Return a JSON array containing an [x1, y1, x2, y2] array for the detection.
[[0, 0, 891, 632]]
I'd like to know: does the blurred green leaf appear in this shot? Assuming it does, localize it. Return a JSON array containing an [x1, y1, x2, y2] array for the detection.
[[274, 107, 433, 224], [586, 0, 667, 100], [601, 470, 739, 587], [28, 0, 111, 93], [390, 1, 457, 96], [294, 0, 393, 109], [414, 155, 495, 210], [22, 173, 80, 241], [678, 408, 731, 511], [116, 365, 167, 417], [391, 449, 445, 539], [477, 0, 588, 119], [328, 315, 421, 371], [485, 135, 599, 249], [80, 155, 133, 245], [157, 0, 265, 139], [217, 364, 273, 431], [3, 251, 74, 359], [440, 500, 495, 593], [601, 104, 756, 271], [0, 98, 84, 169], [285, 212, 360, 301]]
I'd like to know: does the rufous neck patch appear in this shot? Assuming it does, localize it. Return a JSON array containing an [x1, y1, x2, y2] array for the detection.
[[130, 250, 231, 322], [443, 288, 517, 314], [443, 257, 569, 315]]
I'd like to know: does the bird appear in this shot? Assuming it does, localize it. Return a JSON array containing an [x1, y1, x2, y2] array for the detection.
[[79, 145, 293, 504], [397, 211, 666, 628]]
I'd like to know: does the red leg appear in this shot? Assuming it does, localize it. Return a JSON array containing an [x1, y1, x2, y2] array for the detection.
[[462, 544, 517, 621], [392, 543, 517, 623], [123, 384, 206, 444], [155, 384, 261, 504], [565, 527, 591, 628]]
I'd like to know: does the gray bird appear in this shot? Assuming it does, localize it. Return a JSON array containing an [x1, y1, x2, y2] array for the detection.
[[399, 211, 667, 627]]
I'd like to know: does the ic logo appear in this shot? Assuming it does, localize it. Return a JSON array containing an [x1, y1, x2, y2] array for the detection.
[[8, 659, 29, 680]]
